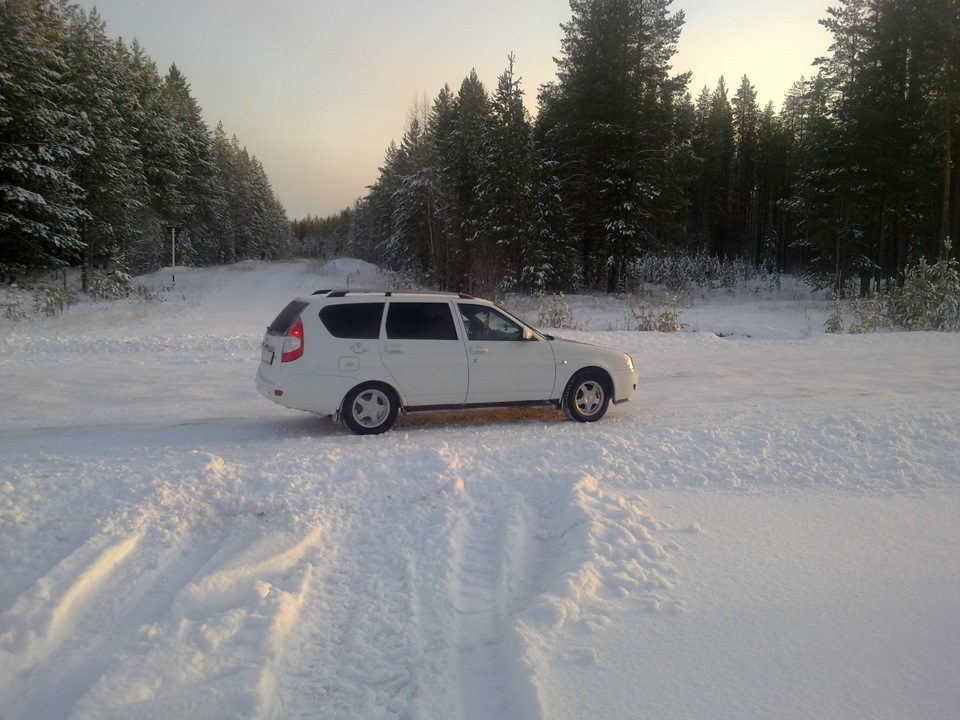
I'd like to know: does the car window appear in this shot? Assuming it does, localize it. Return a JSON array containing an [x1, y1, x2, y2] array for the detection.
[[319, 303, 384, 339], [267, 300, 308, 334], [458, 303, 525, 341], [386, 302, 458, 340]]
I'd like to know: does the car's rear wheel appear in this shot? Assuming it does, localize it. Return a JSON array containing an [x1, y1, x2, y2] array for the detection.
[[342, 383, 399, 434], [562, 371, 610, 422]]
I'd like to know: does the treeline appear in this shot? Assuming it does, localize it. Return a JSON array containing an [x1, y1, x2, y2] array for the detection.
[[0, 0, 291, 283], [298, 0, 959, 295]]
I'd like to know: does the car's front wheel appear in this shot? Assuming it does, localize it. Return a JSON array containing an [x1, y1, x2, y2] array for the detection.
[[562, 371, 610, 422], [341, 383, 399, 434]]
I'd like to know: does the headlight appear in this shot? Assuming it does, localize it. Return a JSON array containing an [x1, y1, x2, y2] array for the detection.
[[624, 353, 635, 371]]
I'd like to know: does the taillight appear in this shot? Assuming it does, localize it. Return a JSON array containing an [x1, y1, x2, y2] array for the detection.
[[281, 317, 304, 362]]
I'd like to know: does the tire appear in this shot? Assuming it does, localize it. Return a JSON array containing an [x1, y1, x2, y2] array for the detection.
[[341, 383, 399, 435], [562, 371, 610, 423]]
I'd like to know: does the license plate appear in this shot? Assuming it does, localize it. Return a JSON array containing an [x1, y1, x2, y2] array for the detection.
[[261, 346, 275, 365]]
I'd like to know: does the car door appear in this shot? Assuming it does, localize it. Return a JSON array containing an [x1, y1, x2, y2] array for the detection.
[[380, 300, 468, 407], [457, 302, 556, 404]]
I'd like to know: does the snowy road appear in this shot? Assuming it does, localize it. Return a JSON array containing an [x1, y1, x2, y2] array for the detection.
[[1, 261, 958, 719]]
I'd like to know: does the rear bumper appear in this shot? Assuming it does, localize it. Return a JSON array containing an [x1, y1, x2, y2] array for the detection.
[[256, 365, 282, 403], [255, 364, 357, 417]]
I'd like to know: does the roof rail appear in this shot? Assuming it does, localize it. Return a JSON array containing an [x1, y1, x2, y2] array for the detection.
[[311, 289, 476, 299]]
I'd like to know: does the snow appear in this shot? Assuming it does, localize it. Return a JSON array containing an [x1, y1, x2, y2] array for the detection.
[[1, 259, 958, 720]]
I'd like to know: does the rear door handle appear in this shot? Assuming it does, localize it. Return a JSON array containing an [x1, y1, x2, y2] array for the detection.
[[470, 345, 489, 354], [384, 343, 404, 354]]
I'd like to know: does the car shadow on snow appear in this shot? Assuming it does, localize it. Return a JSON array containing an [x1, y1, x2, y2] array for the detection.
[[271, 405, 571, 436], [300, 404, 638, 435], [365, 405, 570, 434]]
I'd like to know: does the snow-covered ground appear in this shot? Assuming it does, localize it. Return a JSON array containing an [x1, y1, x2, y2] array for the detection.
[[1, 259, 958, 720]]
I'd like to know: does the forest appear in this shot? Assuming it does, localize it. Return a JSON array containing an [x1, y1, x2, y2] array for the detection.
[[0, 0, 291, 285], [2, 0, 959, 298], [296, 0, 959, 297]]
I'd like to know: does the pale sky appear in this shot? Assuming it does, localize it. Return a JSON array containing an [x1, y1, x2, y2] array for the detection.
[[76, 0, 832, 219]]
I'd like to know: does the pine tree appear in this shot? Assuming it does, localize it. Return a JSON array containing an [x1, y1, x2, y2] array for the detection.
[[755, 101, 794, 272], [788, 0, 959, 292], [690, 79, 735, 259], [423, 85, 458, 288], [447, 70, 491, 290], [731, 75, 760, 261], [537, 0, 689, 291]]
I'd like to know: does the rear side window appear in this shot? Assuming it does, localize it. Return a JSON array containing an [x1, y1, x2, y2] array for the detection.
[[386, 302, 458, 340], [267, 300, 308, 334], [319, 303, 384, 339]]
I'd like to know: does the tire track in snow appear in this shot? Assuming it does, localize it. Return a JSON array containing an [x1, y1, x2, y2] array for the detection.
[[451, 500, 544, 720], [0, 524, 232, 720], [271, 481, 465, 720], [0, 531, 142, 670], [67, 519, 325, 720], [0, 505, 326, 720]]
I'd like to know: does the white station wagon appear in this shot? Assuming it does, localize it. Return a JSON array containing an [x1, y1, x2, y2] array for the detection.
[[256, 291, 638, 434]]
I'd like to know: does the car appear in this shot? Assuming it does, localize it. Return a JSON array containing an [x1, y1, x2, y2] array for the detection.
[[256, 290, 638, 434]]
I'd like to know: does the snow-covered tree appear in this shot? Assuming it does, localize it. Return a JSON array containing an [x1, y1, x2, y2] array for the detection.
[[0, 0, 90, 277], [63, 7, 146, 287]]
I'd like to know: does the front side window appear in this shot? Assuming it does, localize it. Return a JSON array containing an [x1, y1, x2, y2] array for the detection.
[[386, 302, 458, 340], [458, 303, 525, 341]]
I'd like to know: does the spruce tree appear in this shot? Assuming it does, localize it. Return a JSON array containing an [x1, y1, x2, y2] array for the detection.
[[125, 41, 184, 269], [389, 102, 443, 283], [0, 0, 89, 277], [159, 64, 221, 264], [63, 7, 145, 286], [475, 54, 536, 292]]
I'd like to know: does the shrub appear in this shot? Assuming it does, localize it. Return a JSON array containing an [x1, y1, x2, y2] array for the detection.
[[88, 269, 133, 300], [656, 296, 685, 332], [824, 294, 845, 334], [887, 257, 960, 331], [626, 293, 685, 332], [625, 252, 781, 293], [3, 288, 27, 322], [33, 285, 75, 317], [849, 292, 886, 334], [537, 292, 574, 329]]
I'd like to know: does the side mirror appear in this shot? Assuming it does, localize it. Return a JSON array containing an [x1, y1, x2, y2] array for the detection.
[[523, 326, 535, 341]]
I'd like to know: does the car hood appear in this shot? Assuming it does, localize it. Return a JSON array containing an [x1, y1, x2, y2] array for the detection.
[[547, 335, 623, 358]]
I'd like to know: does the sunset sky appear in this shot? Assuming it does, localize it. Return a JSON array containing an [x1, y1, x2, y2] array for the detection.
[[75, 0, 833, 220]]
